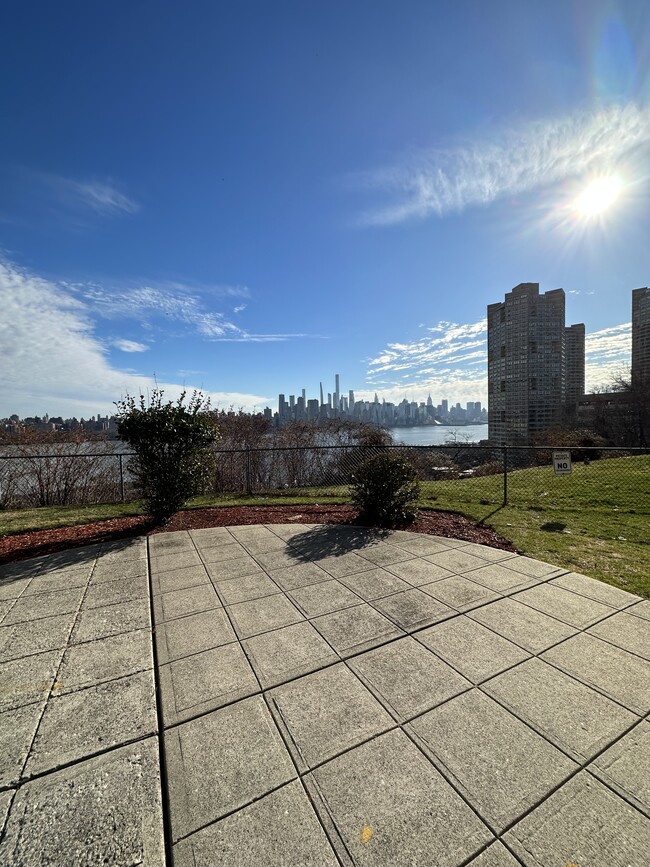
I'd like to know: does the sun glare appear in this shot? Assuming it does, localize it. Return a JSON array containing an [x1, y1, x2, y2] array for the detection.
[[574, 175, 623, 217]]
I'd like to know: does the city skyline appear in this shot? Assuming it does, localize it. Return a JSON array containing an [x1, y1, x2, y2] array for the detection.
[[1, 2, 648, 417]]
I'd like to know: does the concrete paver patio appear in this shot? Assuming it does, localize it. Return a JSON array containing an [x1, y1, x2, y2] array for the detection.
[[1, 523, 649, 865]]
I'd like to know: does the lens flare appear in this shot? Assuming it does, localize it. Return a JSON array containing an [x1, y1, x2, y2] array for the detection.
[[574, 176, 623, 217]]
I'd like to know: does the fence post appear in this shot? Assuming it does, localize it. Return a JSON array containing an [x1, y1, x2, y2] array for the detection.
[[245, 449, 252, 495], [118, 454, 125, 502], [502, 446, 508, 506]]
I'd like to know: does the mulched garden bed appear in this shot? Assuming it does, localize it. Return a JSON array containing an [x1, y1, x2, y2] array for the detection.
[[0, 504, 515, 565]]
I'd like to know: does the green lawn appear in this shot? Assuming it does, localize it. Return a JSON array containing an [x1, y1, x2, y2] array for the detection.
[[1, 454, 648, 598]]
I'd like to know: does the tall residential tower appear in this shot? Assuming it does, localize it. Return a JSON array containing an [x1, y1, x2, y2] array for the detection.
[[487, 283, 584, 444], [632, 287, 650, 388]]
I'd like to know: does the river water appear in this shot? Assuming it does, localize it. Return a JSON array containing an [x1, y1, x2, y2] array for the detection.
[[388, 424, 488, 445]]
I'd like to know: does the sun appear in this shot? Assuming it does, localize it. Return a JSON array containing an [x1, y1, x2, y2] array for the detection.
[[573, 175, 623, 217]]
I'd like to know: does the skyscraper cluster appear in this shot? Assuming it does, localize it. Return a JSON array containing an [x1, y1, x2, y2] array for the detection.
[[269, 376, 486, 428], [487, 282, 649, 444]]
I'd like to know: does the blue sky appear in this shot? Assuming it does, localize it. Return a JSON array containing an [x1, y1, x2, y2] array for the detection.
[[1, 0, 649, 418]]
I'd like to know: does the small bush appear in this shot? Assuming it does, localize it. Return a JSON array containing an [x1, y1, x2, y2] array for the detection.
[[115, 389, 219, 524], [351, 451, 420, 527]]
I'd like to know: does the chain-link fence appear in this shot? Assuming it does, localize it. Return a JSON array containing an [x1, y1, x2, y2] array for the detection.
[[0, 451, 132, 509], [1, 444, 648, 515]]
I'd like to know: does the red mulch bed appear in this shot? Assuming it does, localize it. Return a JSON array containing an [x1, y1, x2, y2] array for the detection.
[[0, 505, 515, 565]]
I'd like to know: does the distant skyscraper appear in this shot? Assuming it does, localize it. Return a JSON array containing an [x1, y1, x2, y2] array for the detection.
[[632, 287, 650, 388], [319, 382, 324, 406], [334, 374, 340, 411], [487, 283, 568, 444], [565, 323, 586, 408]]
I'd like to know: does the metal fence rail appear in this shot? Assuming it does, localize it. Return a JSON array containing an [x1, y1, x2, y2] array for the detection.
[[0, 444, 648, 512]]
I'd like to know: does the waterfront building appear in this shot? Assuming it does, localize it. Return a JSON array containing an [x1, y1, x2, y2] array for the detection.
[[487, 282, 584, 444], [632, 287, 650, 388]]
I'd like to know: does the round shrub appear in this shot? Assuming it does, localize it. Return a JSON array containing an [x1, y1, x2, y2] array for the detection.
[[351, 451, 420, 527]]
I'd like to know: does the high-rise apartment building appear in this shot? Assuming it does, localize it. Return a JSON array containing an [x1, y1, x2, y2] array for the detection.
[[488, 283, 579, 444], [632, 287, 650, 388], [565, 323, 585, 409]]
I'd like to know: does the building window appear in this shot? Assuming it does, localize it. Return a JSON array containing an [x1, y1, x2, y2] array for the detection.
[[500, 344, 506, 358], [530, 377, 537, 390], [500, 381, 506, 392]]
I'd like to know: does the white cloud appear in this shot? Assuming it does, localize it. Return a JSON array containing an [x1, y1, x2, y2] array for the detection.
[[585, 322, 631, 390], [233, 304, 246, 313], [355, 102, 650, 224], [113, 339, 148, 353], [0, 260, 271, 417], [74, 282, 310, 343], [364, 319, 488, 405], [72, 180, 139, 216]]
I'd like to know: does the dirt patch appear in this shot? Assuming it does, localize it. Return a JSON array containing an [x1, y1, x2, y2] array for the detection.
[[0, 504, 515, 565]]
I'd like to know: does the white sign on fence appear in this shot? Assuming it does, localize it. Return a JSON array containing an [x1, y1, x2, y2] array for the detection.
[[552, 450, 572, 475]]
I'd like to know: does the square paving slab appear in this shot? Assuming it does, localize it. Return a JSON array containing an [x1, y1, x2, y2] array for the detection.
[[71, 598, 151, 644], [372, 588, 455, 632], [287, 578, 363, 617], [0, 613, 75, 663], [24, 670, 157, 777], [268, 663, 394, 770], [420, 574, 501, 611], [512, 582, 615, 628], [2, 587, 84, 626], [0, 738, 164, 867], [550, 571, 641, 608], [542, 632, 650, 715], [153, 583, 221, 622], [349, 635, 471, 721], [418, 615, 530, 683], [173, 780, 339, 867], [313, 551, 376, 579], [213, 570, 279, 604], [408, 689, 577, 832], [0, 701, 45, 787], [206, 556, 264, 583], [82, 575, 148, 609], [150, 565, 209, 596], [307, 728, 493, 867], [483, 657, 638, 761], [57, 629, 152, 694], [337, 567, 411, 600], [590, 720, 650, 817], [0, 650, 62, 713], [383, 557, 454, 586], [165, 695, 295, 841], [268, 562, 331, 592], [242, 620, 339, 688], [461, 563, 536, 594], [159, 642, 258, 726], [504, 771, 650, 867], [155, 607, 236, 664], [587, 610, 650, 660], [469, 597, 577, 654], [227, 593, 304, 639], [311, 602, 404, 657]]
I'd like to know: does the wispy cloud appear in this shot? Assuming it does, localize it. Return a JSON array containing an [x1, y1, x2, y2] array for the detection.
[[75, 281, 312, 343], [0, 259, 273, 417], [233, 304, 246, 313], [363, 319, 489, 405], [113, 339, 148, 353], [35, 172, 140, 219], [585, 322, 631, 390], [70, 180, 139, 216], [354, 102, 650, 225]]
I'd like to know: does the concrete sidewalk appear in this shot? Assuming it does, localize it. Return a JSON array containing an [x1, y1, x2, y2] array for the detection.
[[1, 523, 649, 865]]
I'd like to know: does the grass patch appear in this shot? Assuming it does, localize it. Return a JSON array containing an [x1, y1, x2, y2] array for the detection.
[[1, 454, 648, 597]]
